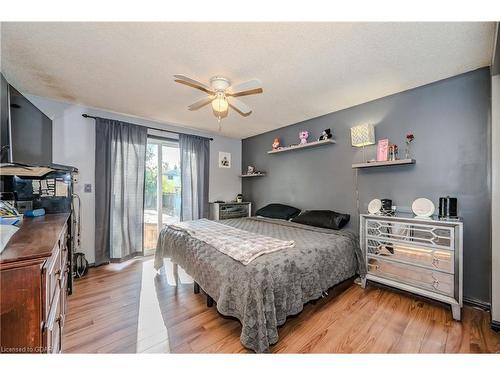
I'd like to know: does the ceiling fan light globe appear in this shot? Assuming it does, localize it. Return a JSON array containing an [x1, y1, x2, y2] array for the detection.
[[212, 96, 229, 113], [213, 108, 228, 119]]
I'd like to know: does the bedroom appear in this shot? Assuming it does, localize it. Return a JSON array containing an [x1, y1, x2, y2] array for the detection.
[[1, 1, 500, 372]]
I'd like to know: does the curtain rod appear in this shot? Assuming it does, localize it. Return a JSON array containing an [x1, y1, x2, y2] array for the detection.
[[82, 114, 214, 141]]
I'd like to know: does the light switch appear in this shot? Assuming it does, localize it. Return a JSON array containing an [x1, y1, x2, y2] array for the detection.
[[84, 184, 92, 193]]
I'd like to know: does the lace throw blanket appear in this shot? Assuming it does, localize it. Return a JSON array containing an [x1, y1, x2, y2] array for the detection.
[[169, 219, 295, 265]]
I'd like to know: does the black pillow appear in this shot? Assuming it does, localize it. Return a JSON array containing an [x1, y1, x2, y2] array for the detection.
[[255, 203, 301, 220], [291, 210, 350, 230]]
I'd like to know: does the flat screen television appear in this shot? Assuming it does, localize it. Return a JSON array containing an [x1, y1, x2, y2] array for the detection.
[[1, 73, 53, 167]]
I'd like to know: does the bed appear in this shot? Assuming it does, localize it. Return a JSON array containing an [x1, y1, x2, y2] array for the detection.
[[154, 216, 365, 353]]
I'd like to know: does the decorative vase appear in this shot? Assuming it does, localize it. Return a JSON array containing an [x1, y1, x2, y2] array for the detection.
[[405, 144, 411, 159]]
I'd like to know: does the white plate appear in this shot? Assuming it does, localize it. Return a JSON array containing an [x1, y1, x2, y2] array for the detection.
[[412, 198, 435, 217], [368, 199, 382, 214]]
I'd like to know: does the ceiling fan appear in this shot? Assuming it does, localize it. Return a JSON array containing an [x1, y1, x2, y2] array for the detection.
[[173, 74, 263, 128]]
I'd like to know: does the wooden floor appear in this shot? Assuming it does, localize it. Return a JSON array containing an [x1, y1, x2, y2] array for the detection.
[[63, 256, 500, 353]]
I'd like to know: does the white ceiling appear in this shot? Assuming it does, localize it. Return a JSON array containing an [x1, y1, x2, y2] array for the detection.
[[1, 22, 496, 139]]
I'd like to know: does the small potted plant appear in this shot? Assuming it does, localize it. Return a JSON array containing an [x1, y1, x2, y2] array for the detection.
[[405, 133, 415, 159]]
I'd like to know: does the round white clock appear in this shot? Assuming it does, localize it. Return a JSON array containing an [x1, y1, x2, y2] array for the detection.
[[412, 198, 435, 218], [368, 199, 383, 214]]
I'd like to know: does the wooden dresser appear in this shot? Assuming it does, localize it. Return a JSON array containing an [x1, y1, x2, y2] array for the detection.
[[360, 214, 463, 320], [0, 213, 71, 353]]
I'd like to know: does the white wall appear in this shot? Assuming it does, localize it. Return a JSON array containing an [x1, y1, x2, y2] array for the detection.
[[492, 74, 500, 324], [26, 95, 242, 264]]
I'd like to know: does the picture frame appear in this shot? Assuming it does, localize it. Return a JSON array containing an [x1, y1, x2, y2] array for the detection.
[[376, 139, 389, 161], [218, 151, 231, 168]]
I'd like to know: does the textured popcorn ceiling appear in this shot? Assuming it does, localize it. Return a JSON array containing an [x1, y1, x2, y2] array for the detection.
[[1, 22, 496, 139]]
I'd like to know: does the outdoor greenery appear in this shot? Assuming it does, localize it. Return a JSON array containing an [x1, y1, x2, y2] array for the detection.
[[162, 176, 176, 193], [145, 143, 180, 209], [145, 144, 158, 199]]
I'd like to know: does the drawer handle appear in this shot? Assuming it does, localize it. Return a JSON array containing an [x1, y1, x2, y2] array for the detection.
[[432, 257, 440, 268], [431, 274, 440, 290], [55, 269, 63, 287]]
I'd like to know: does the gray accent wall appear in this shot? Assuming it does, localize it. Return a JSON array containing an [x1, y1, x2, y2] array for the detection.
[[242, 68, 491, 304]]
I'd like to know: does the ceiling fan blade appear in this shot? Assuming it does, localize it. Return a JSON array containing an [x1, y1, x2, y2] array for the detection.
[[188, 96, 214, 111], [227, 79, 263, 96], [228, 97, 252, 116], [174, 74, 214, 93]]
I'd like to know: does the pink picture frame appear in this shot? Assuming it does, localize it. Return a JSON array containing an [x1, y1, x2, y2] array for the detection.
[[377, 139, 389, 161]]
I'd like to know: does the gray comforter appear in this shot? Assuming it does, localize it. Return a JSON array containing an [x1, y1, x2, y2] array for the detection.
[[154, 217, 365, 353]]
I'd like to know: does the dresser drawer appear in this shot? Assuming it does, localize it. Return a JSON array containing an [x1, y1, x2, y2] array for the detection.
[[44, 288, 62, 354], [219, 205, 249, 219], [366, 218, 455, 251], [44, 246, 62, 317], [366, 238, 454, 273], [61, 245, 69, 284], [60, 226, 68, 270], [44, 224, 68, 315], [59, 274, 68, 332], [367, 258, 454, 297], [210, 202, 251, 220]]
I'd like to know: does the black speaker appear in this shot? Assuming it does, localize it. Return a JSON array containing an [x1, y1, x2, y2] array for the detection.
[[439, 196, 458, 218], [381, 199, 392, 211]]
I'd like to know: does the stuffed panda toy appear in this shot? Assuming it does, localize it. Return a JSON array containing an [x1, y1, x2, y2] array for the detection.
[[318, 128, 333, 141]]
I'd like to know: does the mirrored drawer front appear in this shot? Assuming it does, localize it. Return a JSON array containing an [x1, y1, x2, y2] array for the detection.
[[366, 239, 454, 273], [219, 205, 249, 219], [366, 219, 455, 251], [367, 258, 454, 297]]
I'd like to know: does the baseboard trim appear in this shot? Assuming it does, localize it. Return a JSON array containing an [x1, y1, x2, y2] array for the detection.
[[110, 251, 143, 263], [463, 296, 491, 311], [89, 252, 150, 267], [491, 320, 500, 332]]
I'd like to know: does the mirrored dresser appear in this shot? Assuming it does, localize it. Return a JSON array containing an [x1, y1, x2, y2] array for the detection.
[[360, 214, 463, 320]]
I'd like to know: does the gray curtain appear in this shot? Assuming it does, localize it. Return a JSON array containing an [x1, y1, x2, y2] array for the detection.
[[95, 118, 147, 265], [179, 134, 210, 221]]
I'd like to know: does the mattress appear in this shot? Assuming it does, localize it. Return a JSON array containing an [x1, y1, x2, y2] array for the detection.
[[154, 216, 365, 353]]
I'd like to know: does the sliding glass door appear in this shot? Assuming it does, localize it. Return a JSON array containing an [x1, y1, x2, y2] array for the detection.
[[144, 137, 181, 255]]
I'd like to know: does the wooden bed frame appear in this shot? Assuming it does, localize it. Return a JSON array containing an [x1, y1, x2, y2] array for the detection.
[[194, 281, 214, 307]]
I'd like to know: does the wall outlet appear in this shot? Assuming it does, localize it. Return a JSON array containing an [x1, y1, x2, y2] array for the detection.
[[84, 184, 92, 193]]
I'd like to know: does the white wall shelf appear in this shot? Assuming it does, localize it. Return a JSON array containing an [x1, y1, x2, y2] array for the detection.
[[352, 158, 416, 169], [267, 139, 336, 154], [239, 173, 266, 178]]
